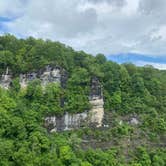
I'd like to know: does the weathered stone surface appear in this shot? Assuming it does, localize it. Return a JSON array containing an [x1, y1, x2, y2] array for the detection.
[[0, 65, 65, 89], [89, 77, 104, 127], [129, 117, 139, 125], [40, 66, 61, 87], [20, 72, 37, 88], [0, 67, 105, 131], [45, 98, 104, 132], [90, 76, 102, 100], [45, 77, 105, 132], [0, 68, 12, 89], [45, 112, 88, 132], [89, 98, 104, 127], [20, 65, 61, 88]]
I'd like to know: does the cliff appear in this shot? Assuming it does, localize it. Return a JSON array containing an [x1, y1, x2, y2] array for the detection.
[[0, 67, 12, 89], [45, 76, 104, 132], [0, 66, 104, 132]]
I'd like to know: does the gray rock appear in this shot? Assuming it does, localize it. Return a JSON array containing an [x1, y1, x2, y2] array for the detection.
[[129, 117, 139, 125], [0, 68, 12, 89], [45, 77, 105, 132]]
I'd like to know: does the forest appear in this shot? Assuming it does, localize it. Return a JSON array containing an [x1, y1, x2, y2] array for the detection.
[[0, 34, 166, 165]]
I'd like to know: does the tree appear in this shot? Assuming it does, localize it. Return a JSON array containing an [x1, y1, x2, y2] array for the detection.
[[25, 79, 42, 101], [95, 54, 106, 64]]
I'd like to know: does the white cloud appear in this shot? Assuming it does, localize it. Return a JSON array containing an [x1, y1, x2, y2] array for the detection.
[[150, 26, 166, 41], [0, 0, 166, 57], [135, 61, 166, 70], [0, 0, 25, 17]]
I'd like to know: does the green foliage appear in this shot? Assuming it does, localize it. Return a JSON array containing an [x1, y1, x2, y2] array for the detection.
[[44, 83, 63, 114], [0, 34, 165, 165], [25, 79, 42, 101]]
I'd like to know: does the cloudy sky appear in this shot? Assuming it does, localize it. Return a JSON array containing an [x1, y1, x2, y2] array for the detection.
[[0, 0, 166, 69]]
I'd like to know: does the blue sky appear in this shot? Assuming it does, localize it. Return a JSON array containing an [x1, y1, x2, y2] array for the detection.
[[0, 17, 10, 32], [108, 53, 166, 70], [0, 16, 17, 33], [0, 0, 166, 69]]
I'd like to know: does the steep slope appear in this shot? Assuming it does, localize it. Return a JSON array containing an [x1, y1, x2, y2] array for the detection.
[[0, 34, 165, 165]]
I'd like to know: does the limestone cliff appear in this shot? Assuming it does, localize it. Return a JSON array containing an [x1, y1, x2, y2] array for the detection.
[[0, 68, 12, 89], [45, 112, 88, 132], [0, 65, 66, 89], [89, 99, 104, 127], [89, 77, 104, 127], [45, 77, 104, 132], [19, 66, 63, 88], [0, 66, 104, 131]]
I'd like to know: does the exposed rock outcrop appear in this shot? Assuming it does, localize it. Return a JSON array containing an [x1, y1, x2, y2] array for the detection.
[[45, 77, 104, 132], [89, 77, 104, 127], [0, 65, 66, 89], [0, 68, 12, 89], [0, 66, 104, 132], [89, 98, 104, 127], [20, 66, 62, 88], [45, 112, 88, 132], [19, 72, 37, 88], [129, 116, 139, 125]]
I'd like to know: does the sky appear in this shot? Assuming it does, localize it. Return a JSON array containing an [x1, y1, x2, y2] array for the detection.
[[0, 0, 166, 69]]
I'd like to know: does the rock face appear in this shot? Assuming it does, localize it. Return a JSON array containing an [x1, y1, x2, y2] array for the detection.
[[0, 68, 12, 89], [19, 72, 38, 88], [45, 100, 104, 132], [0, 66, 104, 131], [0, 66, 65, 89], [45, 112, 88, 132], [45, 77, 104, 132], [20, 66, 62, 88], [89, 77, 104, 127], [89, 99, 104, 127], [129, 117, 139, 125]]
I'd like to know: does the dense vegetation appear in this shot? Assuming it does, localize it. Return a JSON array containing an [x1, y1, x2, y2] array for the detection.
[[0, 34, 165, 165]]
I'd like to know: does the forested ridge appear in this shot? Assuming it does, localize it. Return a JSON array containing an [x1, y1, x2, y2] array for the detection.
[[0, 34, 165, 165]]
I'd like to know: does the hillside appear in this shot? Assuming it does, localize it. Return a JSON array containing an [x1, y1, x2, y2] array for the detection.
[[0, 34, 166, 165]]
